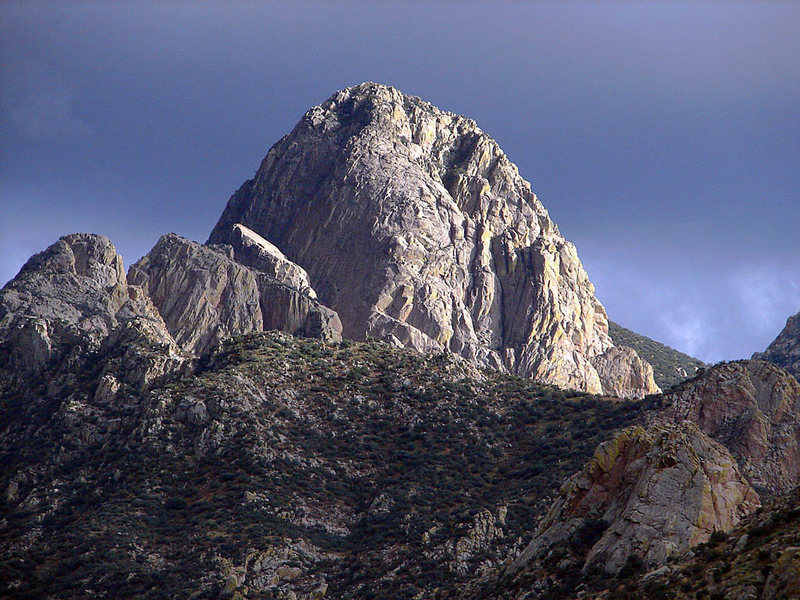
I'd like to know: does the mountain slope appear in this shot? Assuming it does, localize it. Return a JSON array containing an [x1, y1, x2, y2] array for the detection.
[[2, 85, 797, 600], [652, 359, 800, 495], [0, 331, 649, 600], [460, 358, 800, 600], [608, 321, 705, 390], [209, 82, 658, 399]]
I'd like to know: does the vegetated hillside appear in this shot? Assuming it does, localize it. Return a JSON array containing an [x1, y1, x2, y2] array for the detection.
[[459, 358, 800, 600], [611, 486, 800, 600], [608, 321, 706, 390], [0, 332, 649, 600]]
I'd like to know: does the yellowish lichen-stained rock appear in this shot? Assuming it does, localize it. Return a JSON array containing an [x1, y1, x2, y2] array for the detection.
[[128, 233, 342, 355], [508, 423, 760, 576], [208, 82, 659, 398], [652, 359, 800, 495]]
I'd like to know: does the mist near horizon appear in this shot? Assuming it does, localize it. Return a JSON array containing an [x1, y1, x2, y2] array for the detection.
[[1, 1, 798, 363]]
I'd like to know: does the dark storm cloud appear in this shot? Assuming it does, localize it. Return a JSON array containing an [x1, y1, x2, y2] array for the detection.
[[1, 1, 798, 361]]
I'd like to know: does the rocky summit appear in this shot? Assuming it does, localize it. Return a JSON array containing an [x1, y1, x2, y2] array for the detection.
[[0, 233, 189, 387], [209, 82, 659, 399], [755, 309, 800, 383], [1, 83, 798, 600]]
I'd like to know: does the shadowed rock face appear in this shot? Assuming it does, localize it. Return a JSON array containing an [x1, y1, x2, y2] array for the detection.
[[508, 423, 760, 577], [755, 310, 800, 382], [653, 360, 800, 495], [128, 233, 342, 355], [209, 82, 658, 398]]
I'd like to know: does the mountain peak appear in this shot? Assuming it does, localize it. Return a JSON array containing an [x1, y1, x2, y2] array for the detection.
[[209, 84, 659, 398]]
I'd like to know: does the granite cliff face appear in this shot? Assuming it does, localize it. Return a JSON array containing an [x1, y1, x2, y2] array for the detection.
[[128, 231, 342, 355], [652, 360, 800, 495], [755, 310, 800, 382], [209, 82, 658, 398]]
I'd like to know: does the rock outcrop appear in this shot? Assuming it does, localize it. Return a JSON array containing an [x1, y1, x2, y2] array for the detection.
[[591, 345, 659, 399], [208, 82, 659, 398], [0, 233, 189, 402], [608, 320, 706, 390], [587, 486, 800, 600], [128, 233, 342, 355], [227, 223, 318, 298], [0, 234, 183, 378], [508, 423, 760, 576], [652, 360, 800, 495], [754, 310, 800, 382]]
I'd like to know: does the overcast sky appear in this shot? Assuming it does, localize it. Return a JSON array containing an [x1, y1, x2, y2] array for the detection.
[[1, 1, 798, 362]]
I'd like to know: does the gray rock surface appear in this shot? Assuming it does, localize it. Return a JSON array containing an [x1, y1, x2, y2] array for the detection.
[[652, 359, 800, 495], [128, 233, 341, 355], [509, 423, 760, 576], [754, 310, 800, 382], [0, 234, 177, 374], [209, 82, 659, 398], [228, 223, 318, 298]]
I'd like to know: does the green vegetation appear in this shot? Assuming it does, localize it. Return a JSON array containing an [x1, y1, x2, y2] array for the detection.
[[0, 332, 649, 600], [608, 321, 706, 390]]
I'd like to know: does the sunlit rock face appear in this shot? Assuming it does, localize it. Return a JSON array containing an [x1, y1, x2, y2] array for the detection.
[[209, 82, 658, 398], [509, 423, 759, 576], [128, 233, 341, 356]]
